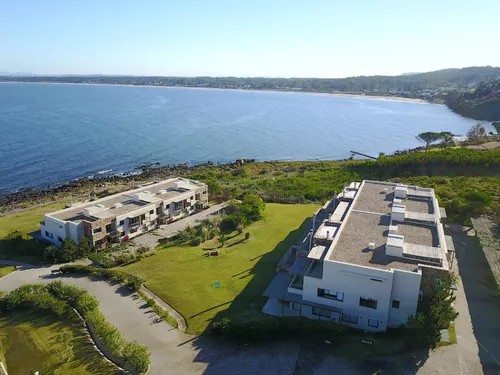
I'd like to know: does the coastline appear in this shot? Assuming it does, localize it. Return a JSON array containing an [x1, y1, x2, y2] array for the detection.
[[0, 80, 427, 104]]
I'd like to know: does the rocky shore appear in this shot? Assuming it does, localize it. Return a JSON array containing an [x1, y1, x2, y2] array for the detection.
[[0, 159, 256, 213]]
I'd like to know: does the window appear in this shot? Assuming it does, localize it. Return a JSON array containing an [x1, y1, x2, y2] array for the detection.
[[312, 307, 331, 318], [341, 313, 359, 324], [359, 297, 378, 309], [119, 220, 125, 226], [105, 223, 114, 232], [290, 302, 301, 311], [392, 300, 400, 309], [190, 196, 194, 200], [57, 236, 63, 242], [140, 214, 146, 220], [120, 231, 125, 237], [93, 227, 102, 234], [45, 231, 54, 239], [165, 204, 170, 209], [149, 210, 154, 215], [317, 288, 344, 301], [156, 207, 161, 214], [368, 319, 379, 328]]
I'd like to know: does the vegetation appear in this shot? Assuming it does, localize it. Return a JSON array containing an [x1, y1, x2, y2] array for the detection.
[[0, 310, 121, 375], [444, 78, 500, 120], [0, 202, 64, 263], [124, 203, 318, 334], [59, 264, 143, 291], [211, 315, 346, 342], [0, 265, 15, 278], [0, 282, 150, 373], [406, 274, 459, 348]]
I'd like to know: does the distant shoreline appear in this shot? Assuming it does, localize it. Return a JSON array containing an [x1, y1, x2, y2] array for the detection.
[[0, 80, 428, 104]]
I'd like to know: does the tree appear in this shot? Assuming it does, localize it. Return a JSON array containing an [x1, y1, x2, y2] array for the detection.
[[439, 132, 455, 148], [218, 232, 226, 247], [416, 132, 442, 150], [466, 123, 486, 140], [492, 121, 500, 135], [77, 236, 93, 257], [407, 274, 458, 348], [239, 193, 266, 224], [56, 238, 78, 263]]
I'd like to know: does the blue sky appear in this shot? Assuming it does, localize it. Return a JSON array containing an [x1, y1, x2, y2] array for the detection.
[[1, 0, 499, 77]]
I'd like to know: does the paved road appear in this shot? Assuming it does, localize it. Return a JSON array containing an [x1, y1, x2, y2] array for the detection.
[[0, 265, 297, 375], [133, 203, 227, 249]]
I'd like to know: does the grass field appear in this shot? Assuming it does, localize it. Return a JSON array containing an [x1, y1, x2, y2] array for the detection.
[[0, 202, 64, 263], [0, 310, 120, 375], [124, 203, 318, 334], [0, 265, 15, 278]]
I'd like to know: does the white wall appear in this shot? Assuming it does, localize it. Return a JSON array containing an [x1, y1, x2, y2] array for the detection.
[[67, 221, 84, 244], [388, 269, 421, 327], [41, 215, 68, 246], [303, 261, 395, 331]]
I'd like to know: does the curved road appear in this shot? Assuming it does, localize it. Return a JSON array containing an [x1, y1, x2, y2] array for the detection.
[[0, 264, 297, 375]]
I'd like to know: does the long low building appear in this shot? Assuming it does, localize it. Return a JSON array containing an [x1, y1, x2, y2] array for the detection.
[[263, 180, 453, 332], [40, 177, 208, 247]]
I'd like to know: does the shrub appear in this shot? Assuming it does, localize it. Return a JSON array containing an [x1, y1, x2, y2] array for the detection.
[[190, 237, 202, 246], [245, 232, 250, 240]]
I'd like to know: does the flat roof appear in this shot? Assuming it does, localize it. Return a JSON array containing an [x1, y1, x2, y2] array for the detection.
[[48, 178, 206, 222], [327, 212, 420, 271], [325, 180, 442, 272]]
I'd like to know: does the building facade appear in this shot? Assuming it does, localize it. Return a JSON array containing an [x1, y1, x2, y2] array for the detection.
[[40, 178, 208, 247], [263, 180, 453, 332]]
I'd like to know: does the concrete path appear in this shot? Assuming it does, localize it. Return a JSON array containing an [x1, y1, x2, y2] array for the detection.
[[133, 203, 227, 249], [0, 265, 297, 375]]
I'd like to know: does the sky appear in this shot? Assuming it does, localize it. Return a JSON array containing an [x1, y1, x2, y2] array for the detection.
[[1, 0, 500, 78]]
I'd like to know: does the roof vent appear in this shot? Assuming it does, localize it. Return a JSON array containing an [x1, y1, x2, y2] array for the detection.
[[368, 242, 376, 250]]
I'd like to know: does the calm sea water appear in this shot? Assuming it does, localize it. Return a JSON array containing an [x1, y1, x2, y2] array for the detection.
[[0, 82, 478, 195]]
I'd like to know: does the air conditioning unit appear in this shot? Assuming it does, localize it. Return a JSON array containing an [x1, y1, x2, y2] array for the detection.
[[368, 242, 376, 250]]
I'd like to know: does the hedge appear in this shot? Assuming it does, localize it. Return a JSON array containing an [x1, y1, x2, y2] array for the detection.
[[211, 315, 346, 342], [59, 264, 142, 291]]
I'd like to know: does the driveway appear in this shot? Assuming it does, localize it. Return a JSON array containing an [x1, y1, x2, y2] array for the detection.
[[0, 264, 297, 375]]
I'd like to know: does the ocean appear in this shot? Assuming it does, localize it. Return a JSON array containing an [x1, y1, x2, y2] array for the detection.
[[0, 82, 479, 195]]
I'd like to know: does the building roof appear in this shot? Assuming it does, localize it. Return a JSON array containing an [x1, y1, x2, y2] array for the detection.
[[325, 180, 443, 272], [48, 178, 206, 222]]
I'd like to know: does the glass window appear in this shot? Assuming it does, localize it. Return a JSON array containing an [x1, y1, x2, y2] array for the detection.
[[119, 220, 125, 226], [341, 313, 359, 324], [359, 297, 378, 309], [57, 236, 63, 242], [149, 210, 154, 215], [312, 307, 331, 318], [392, 300, 400, 309], [93, 227, 102, 234], [317, 288, 344, 301], [291, 302, 301, 311], [368, 319, 379, 328]]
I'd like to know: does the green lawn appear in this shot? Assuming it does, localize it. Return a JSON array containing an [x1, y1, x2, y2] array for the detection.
[[0, 310, 120, 375], [0, 202, 64, 263], [124, 203, 318, 334], [0, 265, 15, 278]]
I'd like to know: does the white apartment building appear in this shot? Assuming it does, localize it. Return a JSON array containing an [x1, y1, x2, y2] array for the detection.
[[40, 178, 208, 247], [263, 180, 453, 332]]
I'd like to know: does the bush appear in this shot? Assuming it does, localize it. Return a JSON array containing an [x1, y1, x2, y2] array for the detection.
[[245, 232, 250, 240], [211, 315, 346, 342], [190, 237, 202, 246], [59, 265, 143, 292]]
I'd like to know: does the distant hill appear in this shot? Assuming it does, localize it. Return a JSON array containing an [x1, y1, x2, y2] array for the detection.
[[1, 66, 500, 120], [444, 78, 500, 121]]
